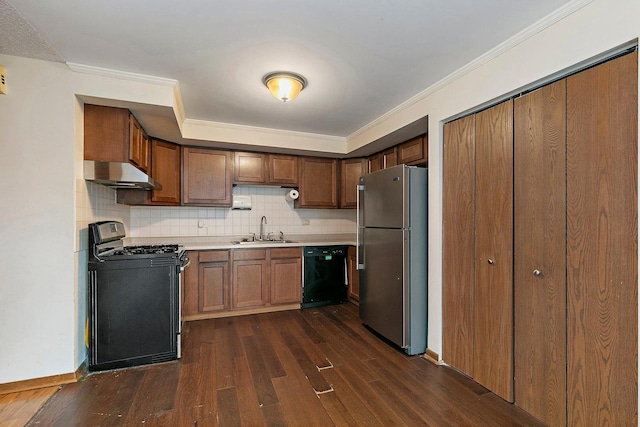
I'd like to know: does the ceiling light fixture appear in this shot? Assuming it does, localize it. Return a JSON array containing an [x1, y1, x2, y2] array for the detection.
[[262, 71, 307, 102]]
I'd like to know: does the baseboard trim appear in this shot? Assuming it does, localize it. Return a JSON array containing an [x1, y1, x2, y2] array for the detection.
[[423, 349, 445, 365], [183, 303, 300, 321], [0, 361, 87, 395]]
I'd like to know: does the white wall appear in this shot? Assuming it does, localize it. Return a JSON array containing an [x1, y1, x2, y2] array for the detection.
[[0, 54, 174, 383]]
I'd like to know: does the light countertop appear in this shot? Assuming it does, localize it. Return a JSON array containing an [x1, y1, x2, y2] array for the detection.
[[125, 233, 356, 251]]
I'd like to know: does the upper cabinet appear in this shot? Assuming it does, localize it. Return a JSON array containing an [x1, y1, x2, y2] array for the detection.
[[182, 147, 233, 207], [296, 157, 339, 208], [340, 158, 366, 209], [234, 152, 298, 186], [381, 147, 398, 169], [397, 135, 427, 166], [268, 154, 298, 186], [234, 151, 267, 184], [364, 133, 428, 175], [84, 104, 151, 174], [116, 139, 181, 206]]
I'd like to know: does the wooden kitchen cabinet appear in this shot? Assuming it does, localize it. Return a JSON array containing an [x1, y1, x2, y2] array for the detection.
[[182, 147, 233, 206], [296, 157, 339, 208], [234, 152, 299, 186], [340, 158, 366, 208], [397, 134, 427, 166], [347, 246, 359, 303], [116, 139, 181, 206], [232, 249, 269, 309], [183, 250, 230, 317], [268, 154, 298, 186], [234, 151, 267, 184], [199, 250, 230, 313], [367, 153, 382, 174], [270, 248, 302, 305], [84, 104, 151, 174], [381, 147, 398, 169], [182, 251, 200, 317], [129, 114, 151, 173], [151, 139, 181, 204]]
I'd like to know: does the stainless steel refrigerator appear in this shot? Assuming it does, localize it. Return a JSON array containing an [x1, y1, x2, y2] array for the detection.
[[357, 164, 427, 355]]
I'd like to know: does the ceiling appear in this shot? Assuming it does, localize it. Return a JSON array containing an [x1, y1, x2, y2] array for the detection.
[[1, 0, 573, 152]]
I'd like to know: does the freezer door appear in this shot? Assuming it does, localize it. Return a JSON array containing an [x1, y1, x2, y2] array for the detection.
[[360, 165, 408, 229], [359, 227, 407, 348]]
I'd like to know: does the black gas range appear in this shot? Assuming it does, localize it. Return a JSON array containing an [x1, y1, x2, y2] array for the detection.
[[88, 221, 189, 372]]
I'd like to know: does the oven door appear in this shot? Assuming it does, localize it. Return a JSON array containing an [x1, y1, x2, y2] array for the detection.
[[89, 257, 179, 371]]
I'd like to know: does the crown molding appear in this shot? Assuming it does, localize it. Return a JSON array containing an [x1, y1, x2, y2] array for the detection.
[[348, 0, 595, 142], [66, 62, 178, 86]]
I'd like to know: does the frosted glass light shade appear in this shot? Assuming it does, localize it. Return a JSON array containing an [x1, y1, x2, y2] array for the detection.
[[263, 72, 307, 102]]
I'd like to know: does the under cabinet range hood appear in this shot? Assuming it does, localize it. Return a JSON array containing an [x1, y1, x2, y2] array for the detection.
[[84, 160, 160, 190]]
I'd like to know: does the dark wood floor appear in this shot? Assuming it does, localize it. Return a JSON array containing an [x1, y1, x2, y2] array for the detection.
[[28, 303, 544, 426]]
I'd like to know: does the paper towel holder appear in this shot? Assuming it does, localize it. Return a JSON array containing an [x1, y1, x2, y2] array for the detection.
[[285, 189, 299, 202]]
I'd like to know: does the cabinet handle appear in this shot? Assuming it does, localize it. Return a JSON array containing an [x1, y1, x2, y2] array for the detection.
[[533, 269, 542, 276], [487, 259, 494, 265]]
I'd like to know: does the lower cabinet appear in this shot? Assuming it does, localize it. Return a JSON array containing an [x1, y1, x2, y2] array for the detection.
[[232, 249, 269, 309], [347, 246, 359, 303], [270, 248, 303, 305], [183, 247, 302, 320]]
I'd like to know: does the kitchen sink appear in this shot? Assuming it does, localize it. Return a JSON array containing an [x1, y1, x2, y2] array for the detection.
[[231, 239, 298, 245]]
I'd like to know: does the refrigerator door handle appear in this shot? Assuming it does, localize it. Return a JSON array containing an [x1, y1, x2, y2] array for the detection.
[[356, 184, 365, 270]]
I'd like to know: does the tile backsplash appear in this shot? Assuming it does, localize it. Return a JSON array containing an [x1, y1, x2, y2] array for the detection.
[[129, 186, 356, 237]]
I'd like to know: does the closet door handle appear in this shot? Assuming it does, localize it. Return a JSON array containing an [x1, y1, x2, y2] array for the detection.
[[487, 258, 495, 265], [533, 269, 542, 276]]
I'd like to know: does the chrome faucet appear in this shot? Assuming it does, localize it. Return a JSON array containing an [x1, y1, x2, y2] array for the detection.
[[260, 216, 267, 240]]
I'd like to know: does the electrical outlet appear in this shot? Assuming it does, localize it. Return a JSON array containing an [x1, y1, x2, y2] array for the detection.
[[302, 219, 310, 225], [0, 66, 6, 95]]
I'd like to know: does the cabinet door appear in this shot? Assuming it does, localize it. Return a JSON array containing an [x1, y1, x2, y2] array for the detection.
[[129, 114, 150, 173], [182, 251, 199, 317], [296, 157, 338, 208], [367, 153, 381, 174], [234, 151, 267, 184], [232, 250, 268, 309], [474, 99, 514, 402], [398, 135, 427, 166], [566, 52, 637, 425], [513, 80, 567, 425], [182, 147, 232, 206], [340, 158, 366, 208], [270, 252, 302, 305], [151, 139, 181, 204], [84, 104, 129, 163], [382, 147, 398, 169], [268, 154, 298, 185], [442, 115, 476, 377], [347, 246, 360, 302], [199, 261, 229, 312]]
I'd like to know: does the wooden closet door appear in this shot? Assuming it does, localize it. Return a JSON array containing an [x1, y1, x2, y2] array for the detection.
[[442, 115, 476, 376], [474, 99, 514, 402], [566, 52, 638, 425], [514, 79, 567, 426]]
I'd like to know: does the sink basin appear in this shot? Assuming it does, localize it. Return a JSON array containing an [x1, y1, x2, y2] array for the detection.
[[231, 239, 298, 245]]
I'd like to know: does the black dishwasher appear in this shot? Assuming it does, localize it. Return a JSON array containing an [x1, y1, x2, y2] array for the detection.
[[302, 246, 348, 308]]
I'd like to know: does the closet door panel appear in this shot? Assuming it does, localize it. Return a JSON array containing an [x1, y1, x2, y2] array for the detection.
[[474, 99, 514, 402], [514, 79, 567, 426], [567, 52, 638, 425], [443, 115, 476, 376]]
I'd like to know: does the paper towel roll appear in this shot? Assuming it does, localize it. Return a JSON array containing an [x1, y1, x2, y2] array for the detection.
[[285, 189, 299, 202]]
